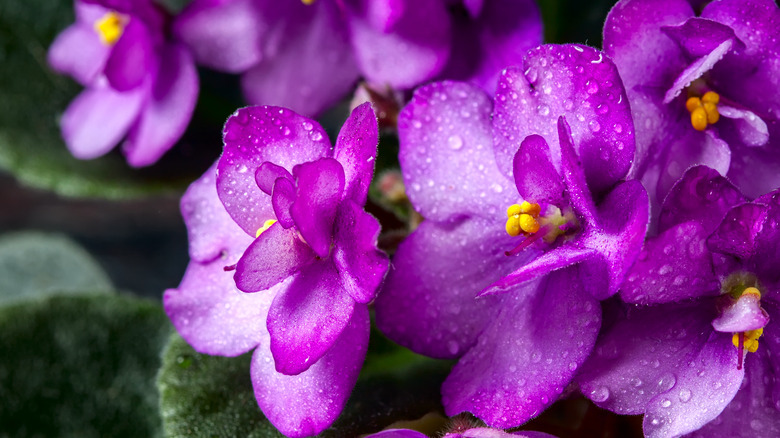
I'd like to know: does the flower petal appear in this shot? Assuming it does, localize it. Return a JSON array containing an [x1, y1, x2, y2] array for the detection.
[[512, 135, 564, 207], [662, 39, 735, 104], [661, 17, 743, 60], [621, 221, 718, 305], [290, 158, 345, 258], [251, 304, 369, 437], [123, 43, 199, 167], [47, 23, 110, 85], [366, 431, 427, 438], [712, 293, 769, 333], [707, 203, 768, 260], [234, 223, 316, 293], [103, 18, 153, 92], [558, 117, 598, 225], [332, 200, 388, 304], [255, 161, 293, 195], [442, 267, 600, 428], [61, 82, 144, 160], [753, 190, 780, 283], [717, 105, 770, 148], [218, 106, 331, 236], [375, 218, 527, 359], [492, 45, 635, 195], [266, 261, 356, 375], [333, 102, 379, 205], [271, 177, 296, 229], [398, 81, 516, 223]]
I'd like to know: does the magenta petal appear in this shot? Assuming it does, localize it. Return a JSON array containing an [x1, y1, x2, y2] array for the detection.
[[512, 135, 564, 206], [375, 218, 524, 359], [641, 332, 744, 438], [333, 201, 389, 304], [124, 43, 199, 167], [48, 23, 110, 85], [442, 268, 600, 428], [234, 224, 316, 292], [218, 106, 331, 236], [753, 191, 780, 282], [398, 81, 516, 223], [271, 177, 296, 229], [707, 203, 768, 260], [718, 105, 769, 147], [173, 0, 263, 73], [659, 165, 747, 233], [367, 431, 427, 438], [662, 39, 735, 104], [558, 117, 598, 225], [61, 82, 144, 160], [252, 304, 369, 437], [492, 45, 635, 195], [290, 158, 345, 258], [266, 261, 356, 375], [621, 221, 718, 305], [333, 102, 379, 205], [712, 293, 769, 333], [103, 18, 153, 92], [255, 162, 293, 196], [661, 18, 743, 60]]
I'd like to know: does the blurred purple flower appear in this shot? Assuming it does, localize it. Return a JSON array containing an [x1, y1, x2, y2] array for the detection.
[[164, 103, 388, 437], [173, 0, 541, 116], [603, 0, 780, 215], [578, 166, 780, 437], [366, 427, 557, 438], [48, 0, 199, 166], [375, 44, 648, 429]]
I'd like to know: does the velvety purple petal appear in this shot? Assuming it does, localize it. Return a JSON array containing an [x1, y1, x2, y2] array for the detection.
[[333, 201, 388, 304], [241, 1, 359, 116], [255, 162, 293, 195], [375, 218, 530, 359], [442, 267, 601, 428], [123, 43, 199, 167], [271, 177, 296, 229], [512, 135, 564, 206], [234, 224, 316, 292], [718, 105, 770, 147], [641, 332, 744, 438], [661, 17, 743, 60], [61, 82, 144, 159], [266, 261, 355, 375], [492, 45, 635, 196], [347, 0, 451, 88], [289, 158, 344, 258], [621, 221, 718, 305], [658, 165, 746, 233], [164, 241, 270, 357], [728, 143, 780, 200], [103, 18, 153, 92], [557, 117, 598, 224], [333, 102, 379, 205], [172, 0, 263, 73], [398, 81, 516, 223], [367, 430, 427, 438], [252, 304, 369, 437], [707, 203, 768, 260], [180, 162, 249, 263], [662, 39, 735, 104], [753, 191, 780, 283], [479, 245, 596, 297], [218, 106, 331, 236], [712, 293, 769, 333], [464, 430, 557, 438], [48, 23, 110, 85]]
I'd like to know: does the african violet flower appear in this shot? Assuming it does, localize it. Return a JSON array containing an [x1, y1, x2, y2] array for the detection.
[[165, 102, 388, 437], [173, 0, 541, 116], [48, 0, 198, 166], [578, 166, 780, 437], [366, 428, 557, 438], [603, 0, 780, 212], [375, 44, 649, 428]]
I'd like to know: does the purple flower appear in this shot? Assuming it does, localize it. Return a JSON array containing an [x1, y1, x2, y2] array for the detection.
[[164, 103, 388, 437], [366, 428, 557, 438], [173, 0, 541, 116], [48, 0, 199, 166], [375, 44, 649, 428], [578, 166, 780, 437], [603, 0, 780, 214]]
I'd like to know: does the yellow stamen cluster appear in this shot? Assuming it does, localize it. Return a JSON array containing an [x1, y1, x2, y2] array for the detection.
[[301, 0, 317, 4], [94, 12, 125, 45], [255, 219, 277, 237], [731, 287, 764, 353], [685, 91, 720, 131], [505, 202, 541, 237]]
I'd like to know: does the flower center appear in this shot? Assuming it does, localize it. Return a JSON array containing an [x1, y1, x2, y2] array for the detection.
[[504, 202, 572, 256], [685, 91, 720, 131], [94, 12, 125, 46]]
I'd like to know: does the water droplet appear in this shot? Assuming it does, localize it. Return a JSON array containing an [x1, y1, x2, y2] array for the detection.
[[589, 120, 601, 132], [537, 105, 550, 116], [661, 399, 672, 408], [591, 386, 610, 402], [447, 135, 463, 150], [679, 389, 692, 403], [586, 79, 599, 94], [659, 264, 672, 275]]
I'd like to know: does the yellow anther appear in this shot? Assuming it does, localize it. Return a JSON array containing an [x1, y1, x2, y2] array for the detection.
[[507, 203, 523, 218], [94, 12, 125, 45], [505, 202, 542, 237], [741, 286, 762, 299], [255, 219, 277, 237], [301, 0, 316, 4], [733, 328, 763, 353], [518, 214, 540, 234], [686, 91, 720, 131]]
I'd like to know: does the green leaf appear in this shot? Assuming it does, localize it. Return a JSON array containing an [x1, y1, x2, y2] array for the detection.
[[0, 231, 113, 304], [158, 331, 451, 437], [0, 0, 219, 199], [0, 294, 172, 437]]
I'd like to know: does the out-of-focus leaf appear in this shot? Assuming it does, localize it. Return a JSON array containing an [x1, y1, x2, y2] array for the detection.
[[539, 0, 614, 47], [158, 330, 451, 437], [0, 231, 113, 303], [0, 294, 171, 437]]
